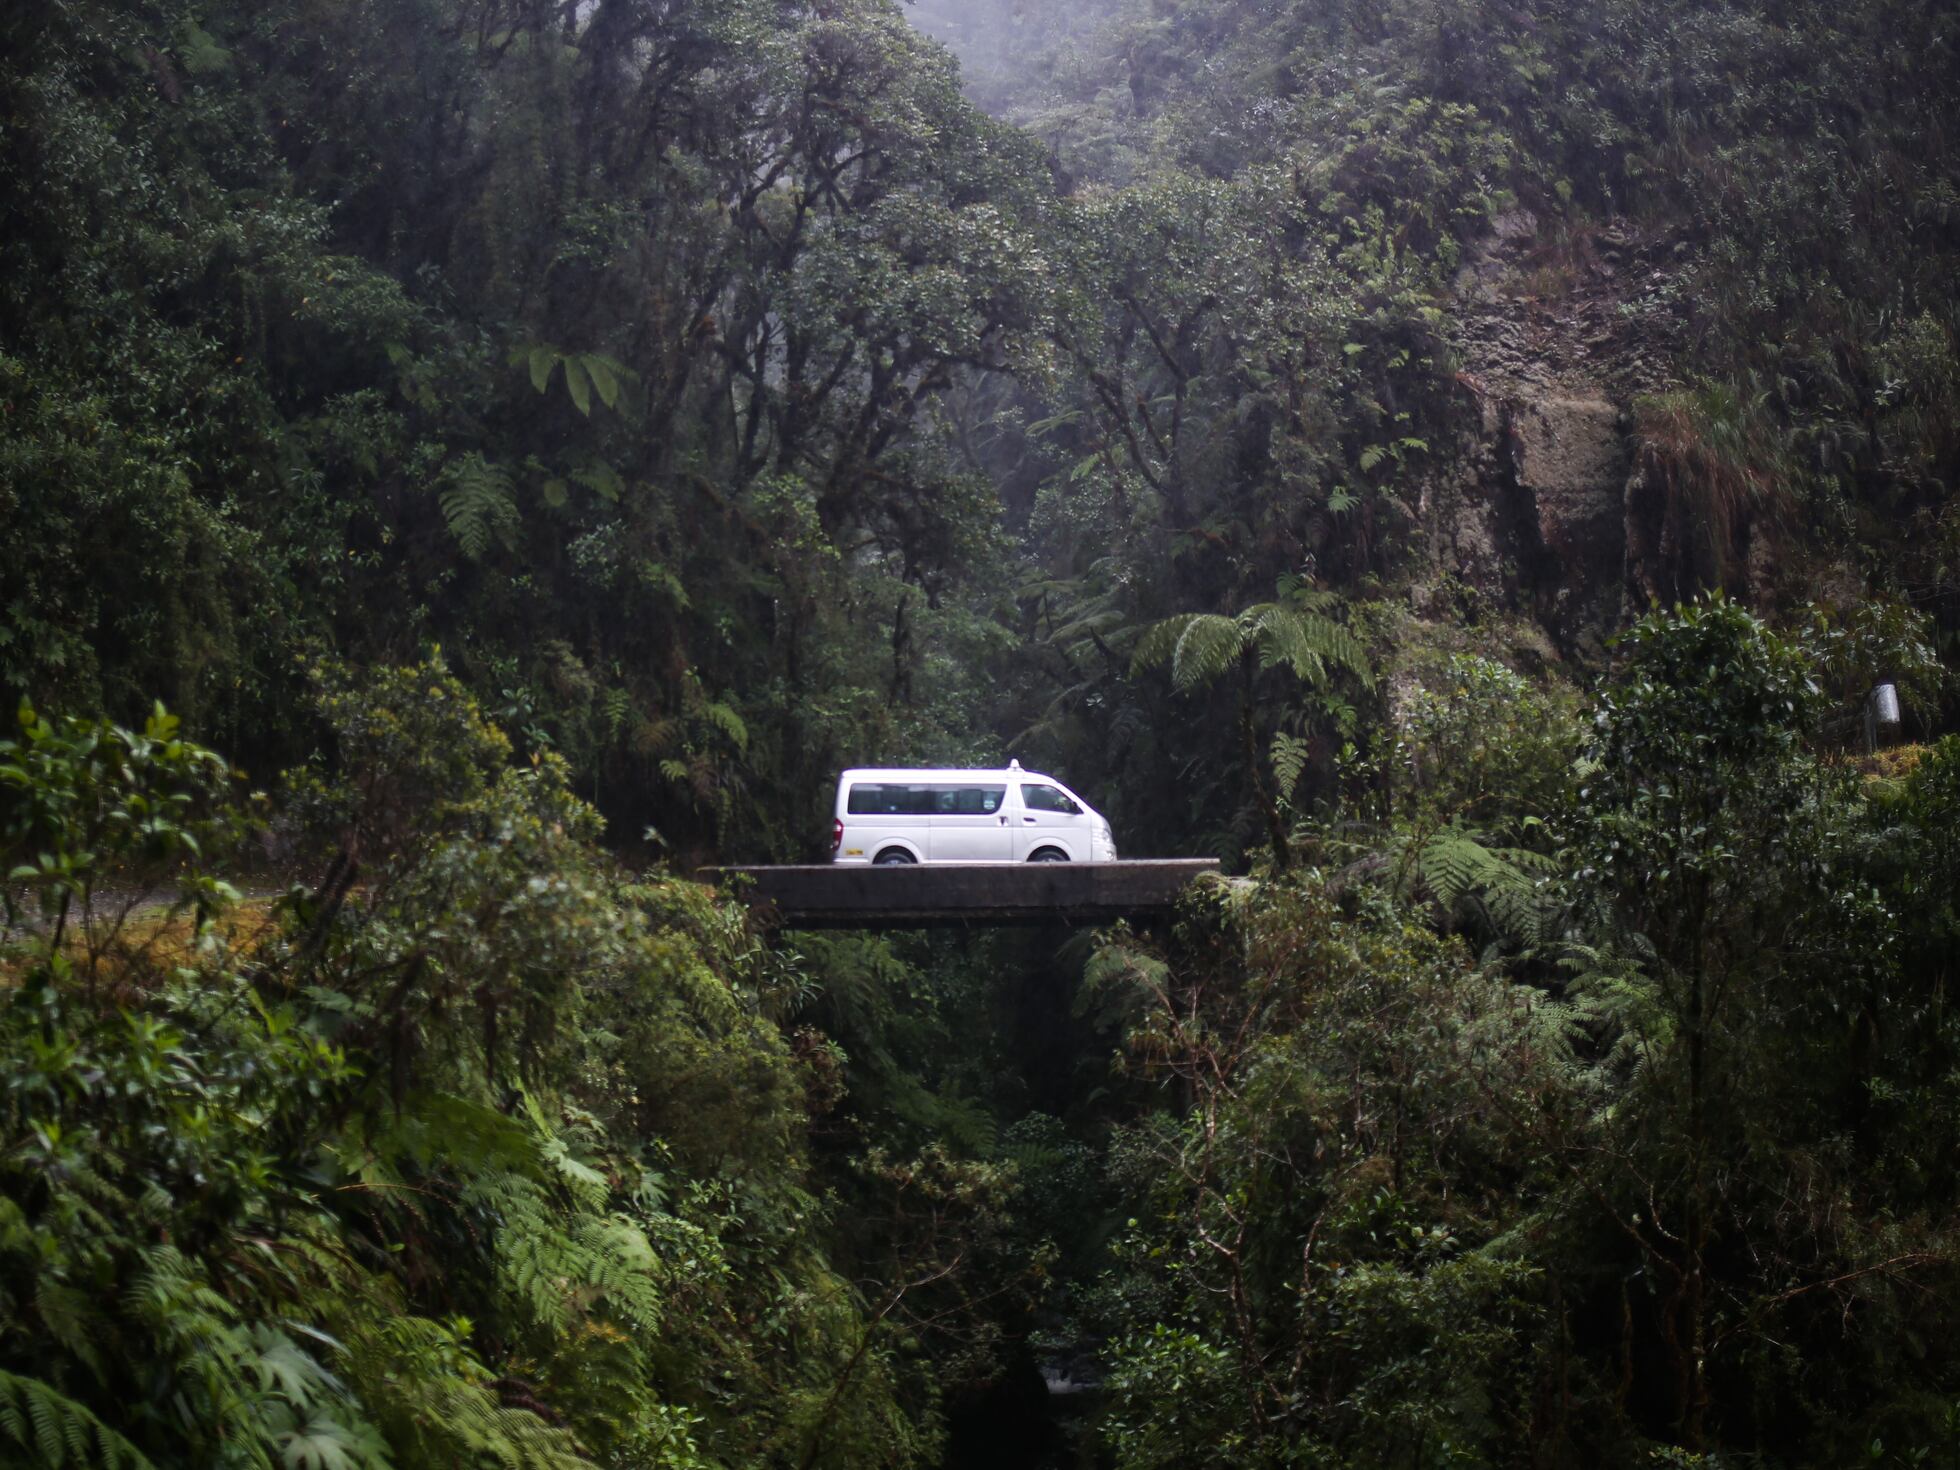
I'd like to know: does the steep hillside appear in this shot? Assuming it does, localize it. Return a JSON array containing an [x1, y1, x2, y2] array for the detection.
[[913, 0, 1960, 737]]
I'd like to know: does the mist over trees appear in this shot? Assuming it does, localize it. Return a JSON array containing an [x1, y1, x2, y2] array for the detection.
[[3, 0, 1959, 1465]]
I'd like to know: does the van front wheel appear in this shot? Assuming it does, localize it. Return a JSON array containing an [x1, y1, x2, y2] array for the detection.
[[873, 849, 917, 866], [1028, 847, 1070, 863]]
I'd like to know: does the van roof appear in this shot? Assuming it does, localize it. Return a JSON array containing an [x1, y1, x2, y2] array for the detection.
[[838, 766, 1049, 783]]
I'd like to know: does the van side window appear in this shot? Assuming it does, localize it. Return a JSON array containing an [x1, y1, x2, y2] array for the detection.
[[936, 785, 1006, 815], [1023, 784, 1081, 815], [847, 784, 1006, 815], [847, 784, 934, 815]]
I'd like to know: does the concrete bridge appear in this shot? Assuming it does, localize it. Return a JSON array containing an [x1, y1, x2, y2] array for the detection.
[[711, 859, 1221, 929]]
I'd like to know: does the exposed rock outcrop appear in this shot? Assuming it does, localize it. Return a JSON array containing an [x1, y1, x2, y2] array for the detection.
[[1416, 209, 1765, 659]]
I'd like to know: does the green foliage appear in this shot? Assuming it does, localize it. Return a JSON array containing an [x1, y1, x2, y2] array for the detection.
[[1133, 600, 1370, 697], [1132, 584, 1372, 867], [1585, 593, 1821, 818], [1389, 652, 1582, 837], [440, 454, 521, 560], [1102, 1327, 1242, 1470], [0, 680, 955, 1469], [0, 356, 245, 726], [1542, 598, 1960, 1456], [1088, 878, 1564, 1467], [0, 0, 1054, 857], [511, 347, 638, 420], [1389, 820, 1559, 944], [1631, 384, 1786, 601], [0, 698, 243, 946], [1086, 599, 1960, 1466], [5, 0, 1960, 1463], [0, 1371, 154, 1470]]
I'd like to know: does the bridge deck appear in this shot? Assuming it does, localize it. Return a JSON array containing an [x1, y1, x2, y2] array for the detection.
[[712, 859, 1221, 929]]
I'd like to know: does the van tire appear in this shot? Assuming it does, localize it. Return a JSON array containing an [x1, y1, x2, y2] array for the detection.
[[873, 849, 917, 866], [1028, 847, 1070, 862]]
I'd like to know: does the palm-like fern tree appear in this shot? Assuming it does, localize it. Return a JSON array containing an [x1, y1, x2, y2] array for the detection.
[[1132, 582, 1370, 869]]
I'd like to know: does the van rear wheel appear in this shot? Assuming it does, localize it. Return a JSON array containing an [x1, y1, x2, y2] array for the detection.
[[873, 849, 917, 866], [1028, 847, 1070, 862]]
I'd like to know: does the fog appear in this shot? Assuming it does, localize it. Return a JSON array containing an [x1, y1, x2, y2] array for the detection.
[[904, 0, 1129, 121]]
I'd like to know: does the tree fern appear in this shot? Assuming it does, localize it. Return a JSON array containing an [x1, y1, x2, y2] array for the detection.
[[32, 1283, 107, 1384], [569, 459, 624, 504], [1249, 605, 1369, 688], [1079, 940, 1173, 1034], [1556, 938, 1675, 1114], [1133, 612, 1241, 693], [1133, 601, 1371, 695], [1134, 588, 1372, 868]]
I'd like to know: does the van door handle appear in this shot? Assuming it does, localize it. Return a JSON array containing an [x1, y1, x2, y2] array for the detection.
[[1022, 815, 1038, 823], [998, 815, 1007, 824]]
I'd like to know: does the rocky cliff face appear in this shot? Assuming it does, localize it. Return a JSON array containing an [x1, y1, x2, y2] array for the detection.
[[1415, 210, 1783, 661]]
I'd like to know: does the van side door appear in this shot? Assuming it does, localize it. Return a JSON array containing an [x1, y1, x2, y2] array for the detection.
[[926, 783, 1013, 862], [1012, 780, 1088, 860]]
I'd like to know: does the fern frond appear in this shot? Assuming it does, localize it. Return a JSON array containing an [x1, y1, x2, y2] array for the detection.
[[439, 454, 519, 559], [1270, 733, 1310, 803], [1397, 824, 1557, 946], [1000, 1139, 1068, 1174], [1250, 607, 1371, 688], [699, 701, 749, 752], [1083, 940, 1170, 994], [0, 1370, 156, 1470], [360, 1093, 538, 1179], [1130, 612, 1202, 676], [572, 1217, 665, 1331], [1135, 595, 1370, 697], [345, 1315, 589, 1470], [1169, 615, 1245, 693], [569, 460, 624, 504], [32, 1284, 107, 1385], [1050, 606, 1125, 648]]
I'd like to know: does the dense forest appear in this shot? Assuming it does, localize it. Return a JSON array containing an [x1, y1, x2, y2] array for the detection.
[[3, 0, 1959, 1465]]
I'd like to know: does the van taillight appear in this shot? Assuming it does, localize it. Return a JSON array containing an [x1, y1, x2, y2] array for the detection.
[[831, 818, 843, 853]]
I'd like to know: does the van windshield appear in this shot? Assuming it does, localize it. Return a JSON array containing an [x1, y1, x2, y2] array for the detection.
[[847, 783, 1006, 816]]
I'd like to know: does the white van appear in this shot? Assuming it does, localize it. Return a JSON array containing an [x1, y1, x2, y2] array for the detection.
[[830, 761, 1117, 865]]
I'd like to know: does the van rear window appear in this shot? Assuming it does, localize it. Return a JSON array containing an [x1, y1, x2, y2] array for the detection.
[[847, 783, 1006, 815]]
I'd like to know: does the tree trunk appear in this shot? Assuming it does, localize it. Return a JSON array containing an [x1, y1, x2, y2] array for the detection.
[[1241, 656, 1287, 871]]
